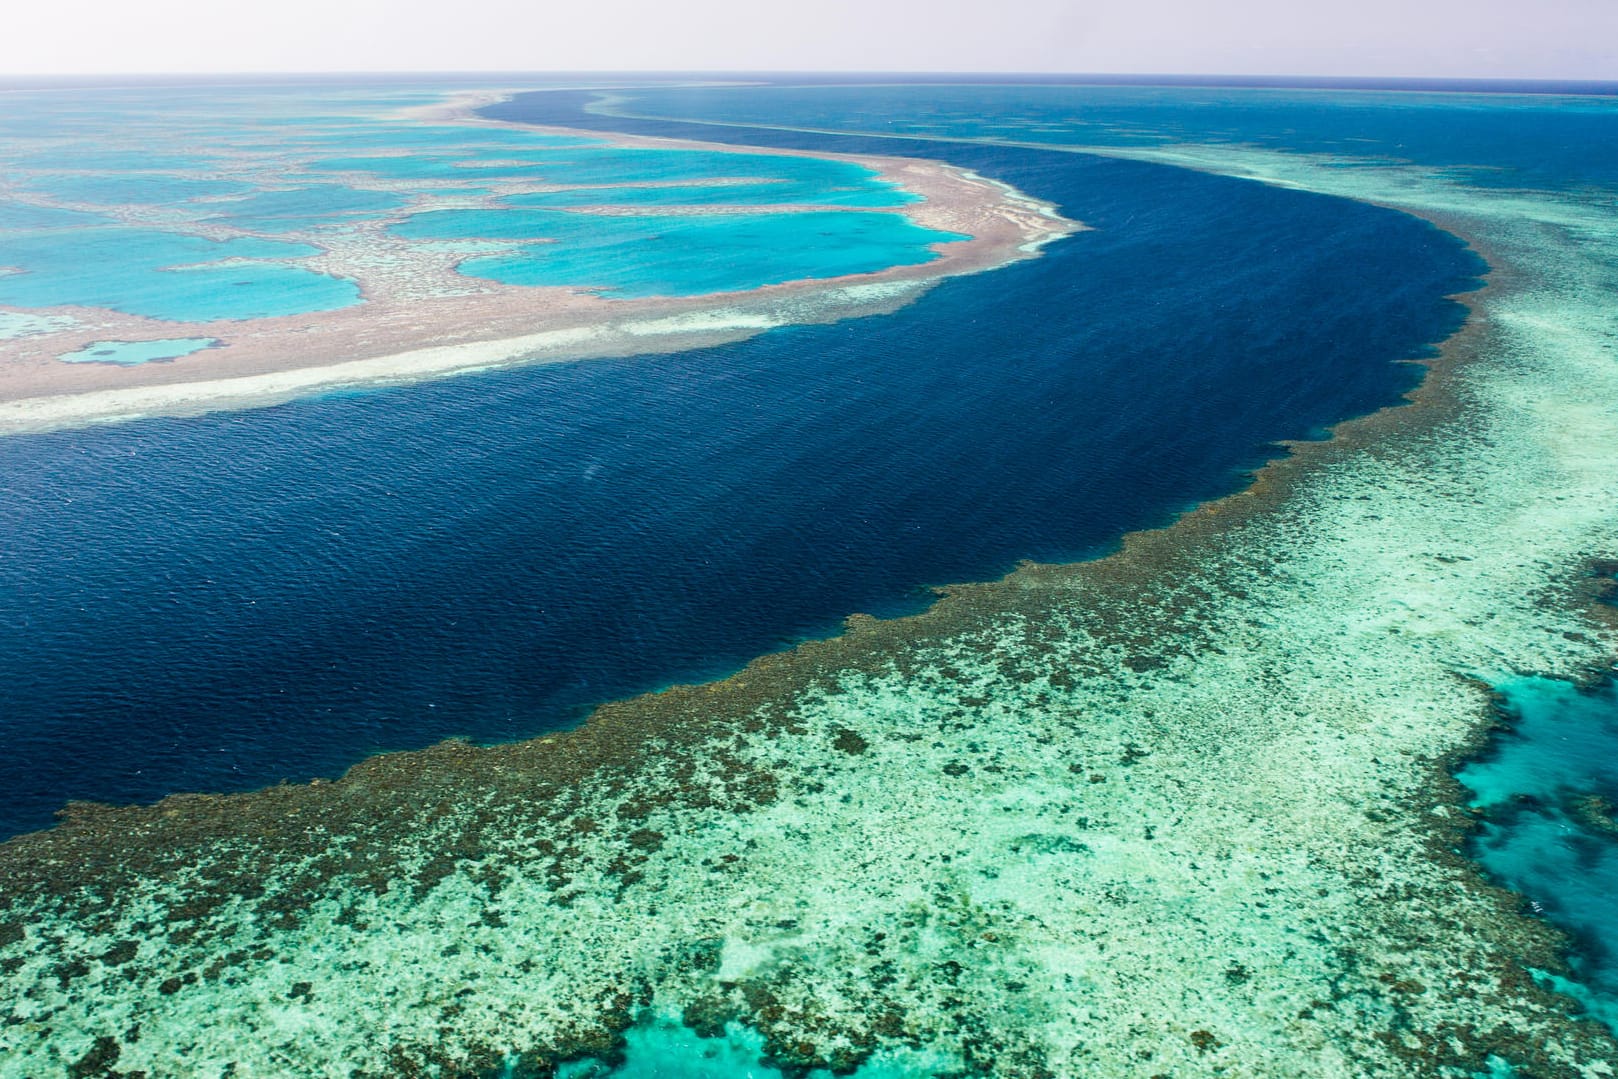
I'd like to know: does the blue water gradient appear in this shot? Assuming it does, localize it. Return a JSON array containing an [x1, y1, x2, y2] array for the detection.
[[0, 94, 1479, 838], [593, 82, 1618, 193]]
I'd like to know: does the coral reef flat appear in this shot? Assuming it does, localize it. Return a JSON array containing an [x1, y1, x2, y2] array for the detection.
[[2, 131, 1616, 1079], [0, 88, 1070, 434]]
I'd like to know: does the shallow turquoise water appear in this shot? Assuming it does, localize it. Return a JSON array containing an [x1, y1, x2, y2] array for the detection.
[[506, 147, 894, 189], [553, 1016, 951, 1079], [504, 179, 916, 208], [57, 337, 219, 364], [299, 125, 596, 150], [1458, 677, 1618, 1026], [0, 86, 951, 318], [309, 145, 910, 204], [0, 227, 358, 321], [30, 174, 255, 206], [4, 150, 219, 172], [204, 185, 410, 232], [395, 207, 961, 297], [305, 154, 572, 181], [0, 201, 113, 231]]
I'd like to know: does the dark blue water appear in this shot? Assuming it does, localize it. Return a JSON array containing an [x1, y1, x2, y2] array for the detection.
[[577, 82, 1618, 194], [0, 89, 1479, 839]]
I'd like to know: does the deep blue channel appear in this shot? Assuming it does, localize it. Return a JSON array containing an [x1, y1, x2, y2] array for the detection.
[[0, 90, 1481, 838]]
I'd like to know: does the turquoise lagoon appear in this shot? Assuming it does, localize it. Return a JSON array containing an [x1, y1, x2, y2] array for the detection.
[[307, 145, 907, 194], [202, 185, 411, 233], [0, 228, 358, 321], [394, 207, 961, 296], [301, 153, 597, 181], [0, 201, 112, 231], [0, 84, 951, 327], [31, 173, 255, 206], [506, 180, 917, 208]]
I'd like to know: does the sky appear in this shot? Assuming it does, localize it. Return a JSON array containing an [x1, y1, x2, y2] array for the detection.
[[1, 0, 1614, 79]]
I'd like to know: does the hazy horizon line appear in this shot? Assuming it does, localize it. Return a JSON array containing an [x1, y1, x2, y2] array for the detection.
[[1, 70, 1615, 93]]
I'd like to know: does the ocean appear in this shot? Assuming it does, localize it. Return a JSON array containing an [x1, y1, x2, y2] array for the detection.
[[1, 88, 1475, 836], [2, 77, 1615, 1076]]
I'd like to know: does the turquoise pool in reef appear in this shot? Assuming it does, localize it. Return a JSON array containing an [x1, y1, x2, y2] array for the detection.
[[1459, 676, 1618, 1028], [555, 1014, 955, 1079], [309, 145, 911, 192], [505, 178, 918, 208], [28, 173, 255, 206], [57, 338, 219, 365], [0, 200, 113, 230]]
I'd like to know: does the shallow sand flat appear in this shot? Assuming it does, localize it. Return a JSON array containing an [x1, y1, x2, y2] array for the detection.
[[0, 282, 926, 434], [1, 150, 1616, 1076], [0, 93, 1075, 435]]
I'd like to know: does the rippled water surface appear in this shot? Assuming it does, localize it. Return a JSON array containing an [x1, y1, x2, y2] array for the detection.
[[0, 82, 1484, 837]]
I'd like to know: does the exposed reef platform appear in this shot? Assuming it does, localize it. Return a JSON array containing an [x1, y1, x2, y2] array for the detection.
[[0, 90, 1074, 435]]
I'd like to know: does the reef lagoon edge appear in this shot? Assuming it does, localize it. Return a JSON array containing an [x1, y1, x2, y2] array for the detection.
[[0, 90, 1074, 436]]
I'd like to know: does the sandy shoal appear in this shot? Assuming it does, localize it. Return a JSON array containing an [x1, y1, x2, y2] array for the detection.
[[0, 90, 1078, 435]]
